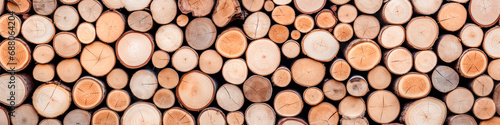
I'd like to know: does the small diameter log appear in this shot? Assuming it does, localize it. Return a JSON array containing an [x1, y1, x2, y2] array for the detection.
[[294, 14, 314, 33], [436, 34, 463, 63], [156, 24, 183, 52], [378, 25, 405, 49], [177, 14, 189, 27], [460, 23, 483, 48], [368, 66, 392, 90], [274, 90, 304, 117], [339, 96, 366, 118], [106, 90, 131, 112], [406, 16, 439, 50], [400, 97, 447, 125], [215, 28, 247, 58], [344, 39, 382, 71], [381, 0, 412, 24], [93, 108, 119, 125], [122, 102, 161, 125], [213, 0, 244, 27], [63, 109, 91, 125], [102, 0, 123, 9], [106, 68, 128, 89], [278, 118, 307, 125], [21, 15, 55, 44], [271, 5, 295, 25], [198, 108, 226, 125], [53, 5, 79, 31], [217, 84, 244, 111], [11, 104, 38, 125], [354, 0, 382, 14], [290, 30, 301, 40], [492, 59, 500, 80], [245, 103, 276, 125], [178, 0, 214, 17], [33, 44, 54, 64], [302, 29, 339, 62], [473, 97, 496, 120], [437, 3, 467, 31], [244, 12, 271, 39], [153, 88, 175, 109], [116, 31, 154, 69], [291, 58, 326, 87], [246, 39, 280, 76], [130, 69, 158, 100], [0, 39, 31, 71], [447, 115, 477, 125], [323, 79, 347, 101], [294, 0, 325, 14], [282, 40, 300, 59], [0, 106, 8, 124], [272, 66, 292, 87], [0, 73, 33, 107], [414, 50, 438, 73], [60, 0, 80, 4], [199, 50, 222, 74], [53, 32, 81, 58], [95, 11, 125, 43], [268, 24, 289, 44], [394, 73, 431, 99], [456, 48, 488, 78], [346, 76, 369, 97], [121, 0, 151, 11], [76, 22, 96, 44], [33, 0, 57, 15], [384, 47, 413, 75], [150, 0, 177, 24], [127, 11, 153, 32], [6, 0, 30, 14], [445, 87, 474, 114], [186, 18, 217, 50], [483, 26, 500, 58], [411, 0, 442, 15], [80, 41, 115, 77], [243, 75, 273, 103], [367, 90, 400, 124], [33, 63, 55, 82], [78, 0, 102, 22], [227, 111, 244, 125], [316, 9, 337, 29], [73, 76, 106, 109], [337, 4, 357, 23], [158, 68, 179, 89], [431, 65, 459, 93], [333, 23, 354, 42], [32, 82, 71, 118], [39, 119, 61, 125], [353, 15, 380, 39], [308, 102, 339, 125], [177, 71, 216, 111], [469, 0, 500, 27], [0, 14, 20, 38], [341, 117, 369, 125], [151, 50, 170, 69], [163, 107, 196, 125], [481, 117, 500, 125], [470, 75, 494, 96], [172, 46, 198, 72], [304, 87, 323, 106]]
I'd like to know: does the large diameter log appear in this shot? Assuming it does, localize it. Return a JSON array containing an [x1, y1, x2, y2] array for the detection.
[[470, 75, 494, 96], [406, 16, 439, 50], [378, 25, 405, 49], [227, 111, 244, 125], [243, 75, 272, 102], [212, 0, 244, 27], [106, 68, 128, 89], [21, 15, 55, 44], [0, 14, 21, 38], [0, 73, 33, 107], [0, 39, 31, 72], [93, 108, 119, 125], [400, 97, 447, 125], [294, 0, 325, 14], [274, 90, 303, 117], [172, 46, 198, 72], [73, 76, 106, 110], [122, 102, 161, 125], [381, 0, 412, 24], [246, 39, 280, 76], [127, 11, 153, 32], [32, 81, 71, 118], [80, 41, 115, 77], [411, 0, 442, 15], [116, 31, 154, 69], [323, 79, 347, 101], [447, 114, 477, 125], [63, 109, 91, 125], [78, 0, 103, 22], [431, 65, 459, 93], [106, 89, 130, 112], [150, 0, 177, 24], [6, 0, 30, 14], [244, 12, 271, 39], [337, 4, 357, 23], [54, 5, 79, 31], [344, 39, 382, 71], [367, 90, 400, 124], [130, 69, 158, 100], [96, 11, 125, 43], [469, 0, 500, 27], [437, 3, 467, 31], [414, 50, 438, 73], [158, 68, 179, 89], [33, 44, 54, 64], [271, 5, 295, 25], [339, 96, 366, 118], [384, 47, 413, 75], [0, 106, 8, 125], [217, 83, 244, 111], [302, 29, 339, 62], [215, 28, 247, 58], [367, 65, 391, 90], [473, 97, 496, 120], [291, 58, 325, 87], [53, 32, 81, 58], [177, 71, 215, 111], [198, 108, 226, 125], [179, 0, 214, 17], [186, 18, 217, 50], [245, 103, 276, 125], [11, 104, 38, 125], [483, 26, 500, 58], [163, 107, 196, 125], [394, 72, 431, 99], [32, 63, 55, 82], [460, 23, 483, 48], [436, 34, 463, 63], [346, 75, 369, 97], [156, 24, 183, 52], [303, 87, 323, 106], [121, 0, 151, 11], [354, 0, 382, 14], [456, 48, 488, 78], [308, 102, 339, 125], [445, 87, 474, 114]]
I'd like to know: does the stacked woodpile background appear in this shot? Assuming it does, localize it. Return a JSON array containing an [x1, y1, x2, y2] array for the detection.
[[0, 0, 500, 124]]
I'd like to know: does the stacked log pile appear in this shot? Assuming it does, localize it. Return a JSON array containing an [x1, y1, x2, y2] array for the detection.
[[0, 0, 499, 124]]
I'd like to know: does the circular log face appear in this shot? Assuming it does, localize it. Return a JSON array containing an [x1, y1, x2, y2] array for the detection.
[[403, 97, 447, 125], [53, 32, 81, 58], [414, 50, 437, 73], [54, 5, 79, 31], [0, 14, 21, 38], [469, 0, 500, 27], [92, 109, 119, 125], [96, 11, 125, 43], [367, 90, 400, 124], [411, 0, 442, 15], [431, 66, 459, 93], [217, 84, 244, 111], [471, 75, 494, 96], [127, 11, 153, 32], [116, 32, 154, 69], [384, 47, 413, 75], [163, 107, 196, 125], [245, 103, 276, 125], [278, 118, 307, 125], [460, 23, 483, 48], [333, 23, 354, 42], [64, 109, 91, 125], [323, 79, 347, 101], [80, 41, 115, 77], [272, 5, 295, 25], [122, 102, 162, 125], [368, 66, 391, 90], [274, 90, 303, 117], [106, 68, 128, 89], [243, 75, 273, 102], [158, 68, 179, 89], [130, 70, 158, 100], [330, 59, 351, 81], [395, 73, 431, 99], [153, 88, 175, 109], [291, 58, 325, 87], [73, 77, 105, 109], [316, 9, 337, 29], [33, 82, 71, 118], [216, 28, 247, 58], [227, 111, 244, 125], [199, 49, 222, 74], [178, 0, 214, 17], [0, 39, 31, 72], [11, 104, 38, 125], [303, 87, 323, 106], [483, 27, 500, 58], [282, 40, 301, 59], [457, 49, 488, 78], [339, 96, 366, 118], [186, 18, 217, 50], [308, 102, 339, 125], [302, 29, 339, 62], [33, 0, 57, 15], [246, 39, 280, 76], [378, 25, 405, 49], [354, 0, 382, 14], [106, 90, 130, 112], [156, 24, 183, 52], [150, 0, 177, 24], [473, 97, 496, 120], [437, 3, 467, 31], [78, 0, 103, 23], [406, 16, 439, 50], [448, 115, 477, 125], [382, 0, 412, 24], [345, 39, 381, 71], [294, 0, 325, 14], [33, 44, 55, 64], [436, 34, 463, 63], [353, 15, 380, 39], [76, 22, 96, 44], [177, 71, 215, 111], [446, 87, 474, 114], [0, 74, 29, 107], [244, 12, 271, 39], [198, 108, 226, 125], [21, 15, 56, 44], [338, 4, 357, 23]]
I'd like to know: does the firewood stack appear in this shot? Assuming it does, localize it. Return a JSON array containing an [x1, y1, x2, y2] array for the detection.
[[0, 0, 500, 124]]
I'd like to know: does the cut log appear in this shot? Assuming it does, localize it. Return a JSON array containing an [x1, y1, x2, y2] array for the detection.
[[73, 76, 106, 109], [456, 48, 488, 78], [186, 17, 217, 50], [93, 108, 119, 125], [436, 34, 463, 63], [242, 0, 264, 12], [473, 97, 496, 120], [447, 115, 477, 125], [198, 108, 226, 125], [483, 26, 500, 58], [54, 5, 79, 31], [153, 88, 175, 109], [76, 22, 96, 44], [459, 23, 483, 48], [121, 0, 151, 11], [353, 15, 380, 39], [95, 11, 125, 43], [367, 90, 400, 124], [172, 46, 198, 72], [122, 102, 161, 125], [308, 102, 339, 125], [323, 79, 347, 101], [33, 44, 54, 64], [32, 81, 71, 118], [337, 4, 357, 23], [330, 0, 349, 4], [494, 83, 500, 116], [158, 68, 179, 89], [381, 0, 412, 24], [177, 71, 215, 111], [0, 39, 31, 72], [6, 0, 30, 14], [469, 0, 500, 27], [340, 117, 369, 125], [400, 97, 447, 125], [378, 25, 405, 49], [384, 47, 413, 75], [0, 106, 8, 125], [246, 39, 280, 76], [406, 16, 439, 50], [32, 63, 55, 82], [163, 107, 196, 125], [290, 30, 301, 40], [80, 41, 115, 77], [156, 24, 183, 52], [481, 117, 500, 125], [102, 0, 123, 9], [212, 0, 244, 27], [268, 24, 289, 43], [243, 75, 272, 102], [431, 65, 460, 93], [127, 11, 153, 32], [244, 12, 271, 39], [129, 69, 158, 100], [39, 119, 61, 125], [53, 32, 81, 58], [368, 65, 391, 90], [278, 118, 307, 125], [60, 0, 79, 4], [0, 14, 20, 38], [470, 74, 494, 96], [0, 73, 33, 107], [315, 9, 336, 29], [333, 23, 354, 42], [291, 58, 325, 87], [21, 15, 55, 44], [302, 29, 339, 62], [215, 28, 247, 58], [33, 0, 57, 15], [78, 0, 102, 22], [116, 31, 154, 69], [151, 50, 170, 69], [245, 103, 276, 125], [272, 66, 291, 87], [176, 14, 189, 27], [445, 87, 474, 114], [264, 0, 273, 12], [217, 83, 244, 111], [346, 75, 369, 97], [303, 87, 323, 106], [178, 0, 214, 17], [411, 0, 442, 15], [273, 0, 291, 5], [281, 40, 300, 59], [344, 39, 382, 71], [63, 109, 91, 125], [354, 0, 382, 14], [437, 3, 467, 31], [414, 50, 438, 73], [294, 0, 325, 14], [294, 14, 314, 33], [489, 59, 500, 80], [106, 68, 128, 89], [274, 90, 303, 117], [394, 73, 431, 99], [150, 0, 177, 24], [227, 111, 244, 125], [11, 104, 38, 125], [106, 89, 130, 112], [199, 50, 222, 74]]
